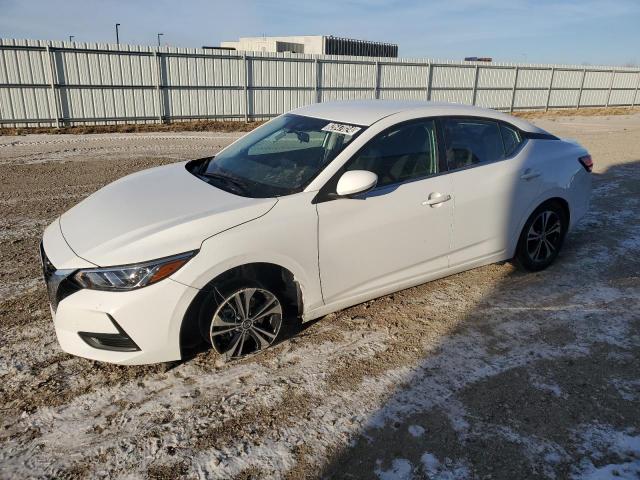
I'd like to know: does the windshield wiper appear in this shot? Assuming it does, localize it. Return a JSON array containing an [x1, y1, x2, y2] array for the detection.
[[201, 172, 249, 195]]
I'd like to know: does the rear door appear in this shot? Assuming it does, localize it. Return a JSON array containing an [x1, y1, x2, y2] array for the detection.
[[439, 117, 541, 266], [316, 118, 453, 305]]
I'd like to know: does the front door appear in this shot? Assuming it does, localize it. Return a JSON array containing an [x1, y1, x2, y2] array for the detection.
[[316, 119, 453, 305]]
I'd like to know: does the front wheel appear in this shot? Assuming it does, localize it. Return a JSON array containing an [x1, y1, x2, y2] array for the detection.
[[200, 282, 287, 360], [515, 202, 568, 271]]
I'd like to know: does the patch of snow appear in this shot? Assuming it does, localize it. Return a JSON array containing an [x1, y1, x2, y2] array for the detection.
[[572, 424, 640, 480], [544, 450, 563, 465], [375, 458, 414, 480], [196, 438, 296, 479], [576, 459, 640, 480], [618, 225, 640, 252], [486, 424, 569, 478], [585, 286, 625, 304], [610, 379, 640, 401], [420, 453, 469, 480], [533, 381, 563, 397], [591, 181, 621, 196], [529, 373, 564, 398]]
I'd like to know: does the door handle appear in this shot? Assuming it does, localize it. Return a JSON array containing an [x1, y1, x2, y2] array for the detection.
[[422, 192, 452, 207], [521, 169, 541, 181]]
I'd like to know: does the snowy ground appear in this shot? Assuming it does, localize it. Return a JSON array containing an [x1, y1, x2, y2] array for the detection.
[[0, 114, 639, 479]]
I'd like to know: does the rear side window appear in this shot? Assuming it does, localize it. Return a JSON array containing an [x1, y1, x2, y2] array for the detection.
[[442, 118, 504, 170], [500, 124, 523, 156]]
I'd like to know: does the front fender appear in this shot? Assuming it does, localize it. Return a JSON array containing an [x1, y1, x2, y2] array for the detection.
[[170, 191, 323, 315]]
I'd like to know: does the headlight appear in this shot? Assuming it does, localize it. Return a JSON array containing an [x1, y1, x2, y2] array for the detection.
[[73, 251, 196, 291]]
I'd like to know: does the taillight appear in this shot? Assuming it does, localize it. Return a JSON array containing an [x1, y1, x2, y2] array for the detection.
[[579, 155, 593, 173]]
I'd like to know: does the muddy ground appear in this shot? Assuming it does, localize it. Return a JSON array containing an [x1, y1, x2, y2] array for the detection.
[[0, 115, 639, 479]]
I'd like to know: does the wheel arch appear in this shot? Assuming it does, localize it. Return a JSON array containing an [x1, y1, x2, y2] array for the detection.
[[541, 196, 570, 224], [510, 194, 571, 258], [178, 262, 303, 359]]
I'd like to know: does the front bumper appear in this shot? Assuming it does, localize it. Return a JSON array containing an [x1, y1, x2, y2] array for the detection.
[[52, 278, 197, 365], [41, 220, 199, 365]]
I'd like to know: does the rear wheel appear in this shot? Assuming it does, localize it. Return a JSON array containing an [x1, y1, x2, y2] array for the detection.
[[199, 281, 289, 360], [516, 202, 568, 271]]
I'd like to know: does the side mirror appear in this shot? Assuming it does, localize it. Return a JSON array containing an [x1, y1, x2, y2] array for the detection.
[[335, 170, 378, 197]]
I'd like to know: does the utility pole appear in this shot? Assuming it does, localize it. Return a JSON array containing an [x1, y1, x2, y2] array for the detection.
[[115, 23, 121, 45], [68, 35, 74, 43], [157, 33, 164, 47]]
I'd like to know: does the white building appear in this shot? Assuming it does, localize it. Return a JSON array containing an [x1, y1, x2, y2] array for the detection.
[[220, 35, 398, 57]]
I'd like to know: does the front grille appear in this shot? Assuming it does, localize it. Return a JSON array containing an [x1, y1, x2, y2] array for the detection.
[[39, 242, 79, 311]]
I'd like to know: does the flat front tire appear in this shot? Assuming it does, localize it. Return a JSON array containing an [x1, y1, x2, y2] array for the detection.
[[199, 281, 289, 360]]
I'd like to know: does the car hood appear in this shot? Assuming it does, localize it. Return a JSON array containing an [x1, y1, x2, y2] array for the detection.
[[59, 162, 277, 266]]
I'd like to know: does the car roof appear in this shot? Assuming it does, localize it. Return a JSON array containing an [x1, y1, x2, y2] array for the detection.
[[291, 100, 547, 134]]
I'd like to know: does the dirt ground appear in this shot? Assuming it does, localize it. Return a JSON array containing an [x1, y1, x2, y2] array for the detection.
[[0, 114, 639, 479], [1, 106, 638, 136]]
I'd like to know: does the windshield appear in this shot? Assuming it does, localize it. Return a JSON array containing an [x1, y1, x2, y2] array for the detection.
[[193, 114, 363, 197]]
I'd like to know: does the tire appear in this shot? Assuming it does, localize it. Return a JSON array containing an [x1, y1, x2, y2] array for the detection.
[[197, 279, 295, 360], [515, 201, 568, 272]]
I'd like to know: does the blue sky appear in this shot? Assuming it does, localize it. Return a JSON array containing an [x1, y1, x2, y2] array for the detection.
[[1, 0, 638, 66]]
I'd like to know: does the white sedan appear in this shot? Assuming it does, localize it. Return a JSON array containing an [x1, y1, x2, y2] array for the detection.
[[41, 101, 592, 365]]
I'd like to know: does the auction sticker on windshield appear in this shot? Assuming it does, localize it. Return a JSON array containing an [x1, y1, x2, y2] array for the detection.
[[321, 122, 362, 136]]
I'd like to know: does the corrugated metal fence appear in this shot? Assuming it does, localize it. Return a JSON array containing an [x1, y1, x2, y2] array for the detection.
[[1, 38, 639, 128]]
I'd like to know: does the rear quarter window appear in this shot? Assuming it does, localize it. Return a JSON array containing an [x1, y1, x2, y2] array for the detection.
[[500, 124, 523, 156]]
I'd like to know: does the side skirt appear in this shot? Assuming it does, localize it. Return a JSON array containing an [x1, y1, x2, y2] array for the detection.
[[303, 251, 509, 322]]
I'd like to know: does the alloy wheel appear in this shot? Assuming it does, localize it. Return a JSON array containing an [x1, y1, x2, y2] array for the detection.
[[526, 210, 562, 263], [209, 287, 283, 359]]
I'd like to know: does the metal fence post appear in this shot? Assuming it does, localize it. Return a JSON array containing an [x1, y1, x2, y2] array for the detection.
[[471, 65, 479, 106], [509, 66, 519, 113], [374, 60, 380, 99], [154, 51, 165, 123], [314, 58, 320, 103], [243, 53, 249, 122], [545, 68, 555, 112], [426, 63, 433, 101], [631, 71, 640, 108], [45, 45, 61, 128], [605, 69, 615, 107], [576, 69, 587, 110]]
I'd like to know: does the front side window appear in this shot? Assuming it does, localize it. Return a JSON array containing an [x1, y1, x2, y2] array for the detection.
[[194, 114, 363, 197], [345, 120, 438, 188], [442, 118, 505, 170]]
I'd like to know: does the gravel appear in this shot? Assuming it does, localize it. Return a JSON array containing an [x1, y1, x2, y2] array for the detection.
[[0, 115, 639, 479]]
